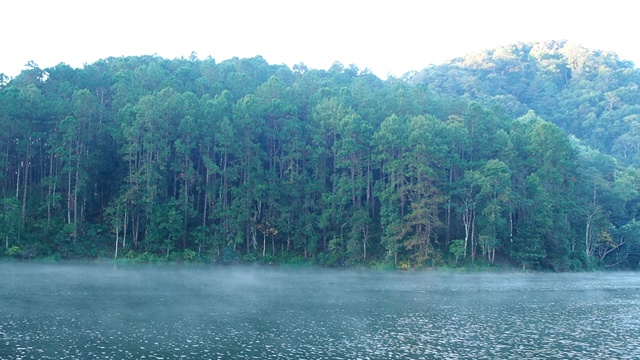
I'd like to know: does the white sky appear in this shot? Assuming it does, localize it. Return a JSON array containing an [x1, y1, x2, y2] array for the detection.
[[2, 0, 638, 79]]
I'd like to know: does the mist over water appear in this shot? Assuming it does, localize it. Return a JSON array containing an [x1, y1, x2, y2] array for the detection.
[[1, 263, 639, 359]]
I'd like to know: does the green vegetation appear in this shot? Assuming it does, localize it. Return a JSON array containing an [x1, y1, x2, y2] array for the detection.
[[1, 41, 639, 270]]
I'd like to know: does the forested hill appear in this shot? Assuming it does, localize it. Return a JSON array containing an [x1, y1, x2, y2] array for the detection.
[[411, 40, 640, 164], [0, 44, 639, 270]]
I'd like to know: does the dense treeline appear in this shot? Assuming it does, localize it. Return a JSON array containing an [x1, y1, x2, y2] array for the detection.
[[1, 43, 639, 270]]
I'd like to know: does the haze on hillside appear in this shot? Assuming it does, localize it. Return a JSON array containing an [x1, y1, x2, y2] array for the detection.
[[2, 0, 639, 79]]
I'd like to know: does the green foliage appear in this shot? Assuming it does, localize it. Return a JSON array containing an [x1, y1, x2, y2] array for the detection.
[[223, 247, 239, 264], [122, 251, 164, 263], [182, 249, 197, 262], [315, 252, 344, 267], [449, 239, 466, 264], [6, 245, 21, 257], [0, 45, 638, 271], [0, 197, 20, 250]]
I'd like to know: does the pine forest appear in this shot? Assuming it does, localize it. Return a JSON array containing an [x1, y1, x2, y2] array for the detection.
[[1, 40, 640, 271]]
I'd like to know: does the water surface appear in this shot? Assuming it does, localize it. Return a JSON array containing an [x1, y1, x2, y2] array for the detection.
[[1, 263, 639, 359]]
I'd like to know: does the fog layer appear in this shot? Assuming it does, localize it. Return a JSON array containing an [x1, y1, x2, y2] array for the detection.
[[1, 263, 639, 359]]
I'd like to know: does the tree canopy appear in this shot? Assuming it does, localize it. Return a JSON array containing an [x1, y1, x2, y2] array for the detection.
[[1, 43, 639, 270]]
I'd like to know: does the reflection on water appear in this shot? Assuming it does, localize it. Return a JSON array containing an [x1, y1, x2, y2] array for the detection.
[[1, 264, 639, 359]]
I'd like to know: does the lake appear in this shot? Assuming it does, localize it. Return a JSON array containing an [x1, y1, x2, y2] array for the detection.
[[1, 263, 639, 359]]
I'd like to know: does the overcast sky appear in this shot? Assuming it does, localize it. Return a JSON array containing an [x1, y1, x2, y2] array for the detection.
[[3, 0, 638, 79]]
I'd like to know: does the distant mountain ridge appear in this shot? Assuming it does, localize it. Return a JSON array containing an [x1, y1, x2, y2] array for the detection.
[[411, 40, 640, 165]]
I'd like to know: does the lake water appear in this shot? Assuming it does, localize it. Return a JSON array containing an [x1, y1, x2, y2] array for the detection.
[[1, 263, 639, 359]]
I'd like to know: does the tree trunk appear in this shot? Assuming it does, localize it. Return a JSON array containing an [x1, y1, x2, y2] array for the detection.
[[133, 212, 140, 249], [271, 233, 275, 256], [262, 233, 266, 257], [73, 154, 80, 243], [46, 151, 54, 233], [114, 221, 120, 259], [463, 203, 474, 259], [183, 177, 188, 250], [21, 146, 30, 227], [363, 225, 368, 261], [245, 222, 250, 255], [123, 206, 128, 250], [202, 161, 209, 253]]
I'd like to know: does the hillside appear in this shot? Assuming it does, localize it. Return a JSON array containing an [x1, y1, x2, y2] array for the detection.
[[0, 44, 639, 270], [412, 40, 640, 164]]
